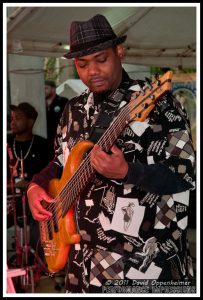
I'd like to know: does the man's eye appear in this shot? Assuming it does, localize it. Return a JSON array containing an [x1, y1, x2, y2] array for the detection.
[[97, 58, 107, 63], [78, 63, 87, 68]]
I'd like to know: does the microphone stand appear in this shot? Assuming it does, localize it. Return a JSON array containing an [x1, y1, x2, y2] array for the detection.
[[19, 154, 49, 292], [8, 158, 22, 268], [17, 153, 33, 290]]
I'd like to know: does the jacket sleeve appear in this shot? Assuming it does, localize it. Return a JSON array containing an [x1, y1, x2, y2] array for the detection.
[[124, 92, 195, 195]]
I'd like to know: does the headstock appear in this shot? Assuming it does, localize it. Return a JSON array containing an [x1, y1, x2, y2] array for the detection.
[[127, 71, 173, 122]]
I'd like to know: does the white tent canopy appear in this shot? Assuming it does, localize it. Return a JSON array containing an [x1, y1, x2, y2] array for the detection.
[[7, 5, 197, 68]]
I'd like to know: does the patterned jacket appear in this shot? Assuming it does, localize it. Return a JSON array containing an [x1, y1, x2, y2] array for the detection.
[[31, 70, 195, 293]]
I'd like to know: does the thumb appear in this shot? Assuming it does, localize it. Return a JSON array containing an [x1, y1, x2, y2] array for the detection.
[[28, 185, 54, 203]]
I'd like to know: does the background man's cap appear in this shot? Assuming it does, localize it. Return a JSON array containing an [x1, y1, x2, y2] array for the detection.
[[64, 14, 127, 59], [45, 80, 56, 88], [10, 102, 38, 121]]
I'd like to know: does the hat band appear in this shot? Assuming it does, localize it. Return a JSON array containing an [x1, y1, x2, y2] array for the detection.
[[70, 35, 117, 53]]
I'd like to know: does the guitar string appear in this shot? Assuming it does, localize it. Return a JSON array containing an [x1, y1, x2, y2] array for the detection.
[[43, 78, 170, 234]]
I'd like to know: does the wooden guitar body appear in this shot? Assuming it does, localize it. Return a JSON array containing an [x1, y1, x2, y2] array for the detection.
[[40, 140, 94, 273]]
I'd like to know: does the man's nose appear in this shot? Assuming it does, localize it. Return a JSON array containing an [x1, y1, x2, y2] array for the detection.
[[88, 61, 99, 76]]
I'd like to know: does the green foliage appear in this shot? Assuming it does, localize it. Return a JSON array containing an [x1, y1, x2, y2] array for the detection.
[[150, 67, 166, 75], [44, 57, 65, 82], [180, 68, 196, 73], [150, 66, 196, 75]]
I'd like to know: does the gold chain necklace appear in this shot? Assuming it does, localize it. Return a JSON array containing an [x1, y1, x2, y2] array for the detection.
[[13, 136, 34, 161]]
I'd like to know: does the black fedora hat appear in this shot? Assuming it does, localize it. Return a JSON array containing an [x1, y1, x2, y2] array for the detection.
[[64, 14, 127, 59]]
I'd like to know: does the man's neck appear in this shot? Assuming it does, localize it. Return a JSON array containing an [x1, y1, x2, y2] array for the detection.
[[46, 94, 56, 109], [15, 132, 33, 142]]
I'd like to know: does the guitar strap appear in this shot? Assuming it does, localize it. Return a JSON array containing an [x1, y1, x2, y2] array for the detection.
[[89, 86, 134, 144]]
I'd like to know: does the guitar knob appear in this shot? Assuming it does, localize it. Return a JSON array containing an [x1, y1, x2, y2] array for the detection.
[[149, 94, 155, 99], [154, 74, 161, 86], [143, 103, 149, 108], [135, 113, 142, 118], [145, 77, 152, 90]]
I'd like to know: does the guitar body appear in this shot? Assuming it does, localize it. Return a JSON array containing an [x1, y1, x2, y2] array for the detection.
[[41, 140, 94, 273]]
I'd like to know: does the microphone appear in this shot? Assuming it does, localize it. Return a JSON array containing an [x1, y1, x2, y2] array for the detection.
[[7, 143, 16, 167]]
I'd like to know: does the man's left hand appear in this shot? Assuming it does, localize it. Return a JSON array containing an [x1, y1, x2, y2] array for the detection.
[[91, 144, 128, 179]]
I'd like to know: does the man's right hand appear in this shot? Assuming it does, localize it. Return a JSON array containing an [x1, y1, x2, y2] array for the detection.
[[27, 183, 54, 221]]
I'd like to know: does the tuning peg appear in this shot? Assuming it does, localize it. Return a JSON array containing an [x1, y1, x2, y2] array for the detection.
[[136, 79, 145, 88], [135, 112, 142, 118], [131, 93, 137, 100], [142, 103, 149, 109], [145, 77, 152, 90], [134, 79, 145, 95], [149, 94, 155, 100], [154, 74, 161, 86], [140, 87, 145, 95]]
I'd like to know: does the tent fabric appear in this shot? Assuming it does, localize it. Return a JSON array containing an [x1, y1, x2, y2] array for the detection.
[[7, 6, 196, 68]]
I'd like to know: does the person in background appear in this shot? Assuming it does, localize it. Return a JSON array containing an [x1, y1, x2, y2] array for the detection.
[[27, 15, 195, 293], [7, 102, 53, 275], [45, 80, 69, 153]]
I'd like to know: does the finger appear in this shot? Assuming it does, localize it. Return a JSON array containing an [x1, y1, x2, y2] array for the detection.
[[92, 144, 105, 157], [32, 200, 53, 217], [39, 191, 55, 203], [111, 144, 121, 155], [42, 196, 55, 203], [33, 212, 51, 221], [32, 204, 52, 219], [91, 153, 103, 172], [93, 144, 101, 151], [91, 147, 101, 166], [39, 205, 53, 216], [91, 158, 98, 170]]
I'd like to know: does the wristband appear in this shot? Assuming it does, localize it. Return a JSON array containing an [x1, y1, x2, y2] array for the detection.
[[27, 184, 38, 195]]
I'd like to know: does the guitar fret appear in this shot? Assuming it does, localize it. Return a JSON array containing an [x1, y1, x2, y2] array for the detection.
[[113, 122, 119, 140], [107, 129, 113, 150]]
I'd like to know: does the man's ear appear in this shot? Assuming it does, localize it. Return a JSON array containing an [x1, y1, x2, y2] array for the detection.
[[28, 118, 35, 129], [116, 45, 125, 59]]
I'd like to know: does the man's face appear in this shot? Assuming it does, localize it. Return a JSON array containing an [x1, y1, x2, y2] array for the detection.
[[74, 46, 123, 93], [10, 110, 33, 135], [45, 85, 55, 99]]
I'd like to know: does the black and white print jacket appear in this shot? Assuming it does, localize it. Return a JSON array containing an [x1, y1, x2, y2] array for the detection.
[[32, 70, 195, 293]]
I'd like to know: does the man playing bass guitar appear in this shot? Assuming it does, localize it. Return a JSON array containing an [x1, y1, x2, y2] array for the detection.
[[27, 14, 195, 293]]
